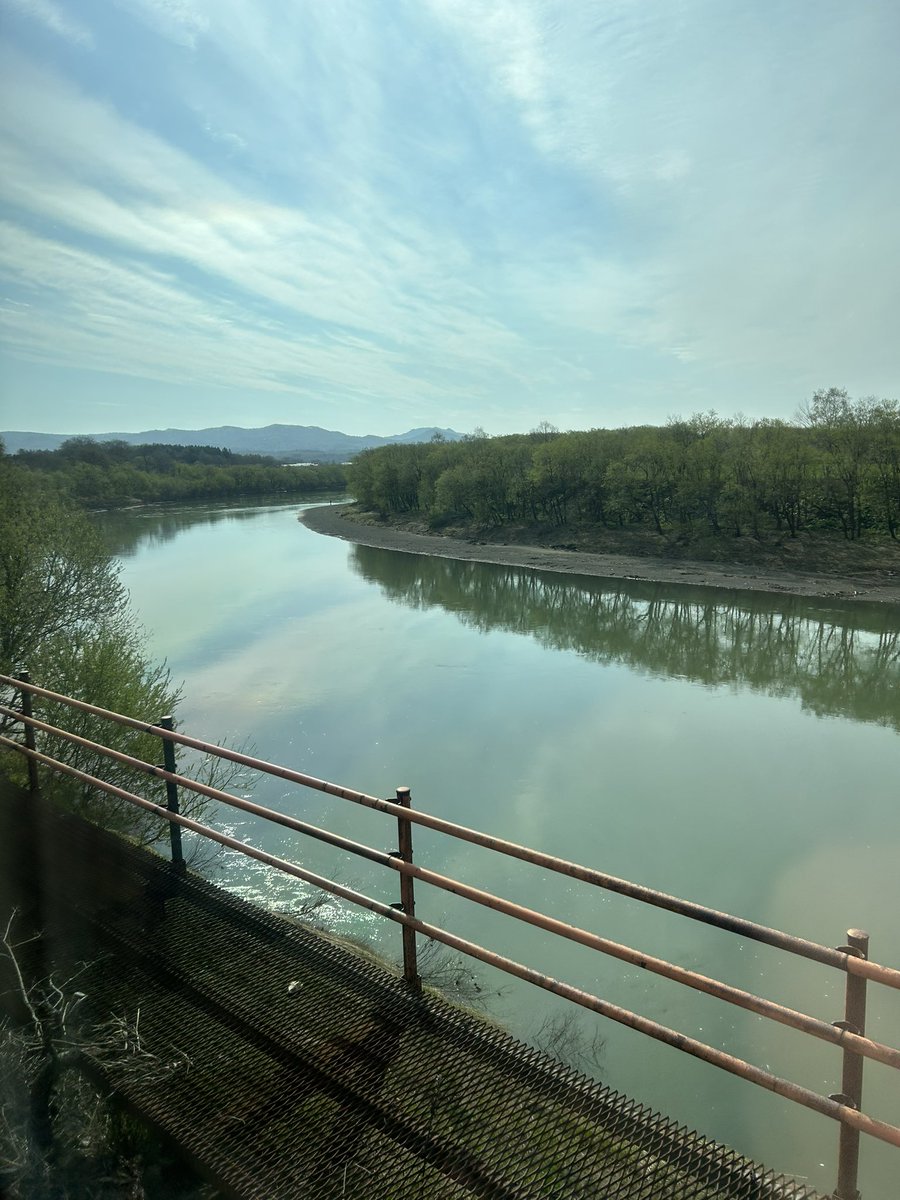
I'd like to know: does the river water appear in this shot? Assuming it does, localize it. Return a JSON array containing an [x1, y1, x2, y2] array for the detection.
[[95, 499, 900, 1196]]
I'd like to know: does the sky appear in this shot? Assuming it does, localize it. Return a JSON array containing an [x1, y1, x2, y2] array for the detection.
[[0, 1, 898, 438]]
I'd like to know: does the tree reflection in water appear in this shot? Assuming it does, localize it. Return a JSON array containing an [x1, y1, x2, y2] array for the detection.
[[350, 545, 900, 732]]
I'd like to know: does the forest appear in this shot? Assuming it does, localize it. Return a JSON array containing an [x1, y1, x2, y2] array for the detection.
[[349, 391, 900, 552], [7, 437, 347, 507]]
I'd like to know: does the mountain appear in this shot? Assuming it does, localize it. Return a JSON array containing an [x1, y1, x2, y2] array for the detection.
[[0, 424, 463, 461]]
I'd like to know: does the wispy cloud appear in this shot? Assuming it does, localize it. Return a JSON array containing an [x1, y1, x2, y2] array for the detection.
[[424, 0, 669, 183], [0, 221, 435, 404], [3, 0, 94, 47], [427, 0, 900, 381], [0, 52, 568, 424], [112, 0, 209, 49], [0, 2, 897, 433]]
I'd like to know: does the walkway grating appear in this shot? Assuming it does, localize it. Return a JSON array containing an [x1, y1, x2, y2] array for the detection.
[[1, 786, 822, 1200]]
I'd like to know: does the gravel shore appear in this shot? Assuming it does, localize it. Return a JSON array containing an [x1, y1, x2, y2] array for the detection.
[[300, 503, 900, 605]]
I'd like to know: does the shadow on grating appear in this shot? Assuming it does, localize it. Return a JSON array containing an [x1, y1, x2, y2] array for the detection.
[[0, 786, 823, 1200]]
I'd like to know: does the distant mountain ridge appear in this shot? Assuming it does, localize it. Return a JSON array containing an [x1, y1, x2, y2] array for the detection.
[[0, 423, 463, 461]]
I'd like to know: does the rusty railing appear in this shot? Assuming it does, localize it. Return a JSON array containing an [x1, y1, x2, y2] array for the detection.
[[1, 671, 898, 1199]]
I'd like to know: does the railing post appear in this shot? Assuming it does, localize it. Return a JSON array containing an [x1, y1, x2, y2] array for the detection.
[[832, 929, 869, 1200], [395, 785, 420, 991], [14, 671, 40, 794], [159, 715, 184, 869]]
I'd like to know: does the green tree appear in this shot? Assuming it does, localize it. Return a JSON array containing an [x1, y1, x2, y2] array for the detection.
[[800, 388, 871, 539], [530, 436, 583, 525], [0, 469, 125, 672], [0, 461, 186, 845], [865, 399, 900, 538], [25, 624, 181, 840]]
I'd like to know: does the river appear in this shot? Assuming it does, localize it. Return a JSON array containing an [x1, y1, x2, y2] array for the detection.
[[94, 498, 900, 1197]]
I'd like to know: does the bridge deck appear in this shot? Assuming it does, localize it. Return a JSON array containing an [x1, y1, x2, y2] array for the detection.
[[1, 786, 819, 1200]]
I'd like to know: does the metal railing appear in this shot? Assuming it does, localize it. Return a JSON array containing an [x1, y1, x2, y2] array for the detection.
[[1, 670, 898, 1200]]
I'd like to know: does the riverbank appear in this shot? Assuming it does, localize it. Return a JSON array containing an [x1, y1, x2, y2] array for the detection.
[[300, 503, 900, 604]]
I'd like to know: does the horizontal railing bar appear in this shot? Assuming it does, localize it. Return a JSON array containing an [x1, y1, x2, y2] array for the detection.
[[4, 676, 900, 993], [402, 860, 900, 1072], [0, 704, 394, 868], [2, 676, 378, 801], [3, 734, 900, 1154], [4, 718, 900, 1076]]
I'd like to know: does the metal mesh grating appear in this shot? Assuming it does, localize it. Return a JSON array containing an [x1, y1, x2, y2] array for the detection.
[[1, 788, 823, 1200]]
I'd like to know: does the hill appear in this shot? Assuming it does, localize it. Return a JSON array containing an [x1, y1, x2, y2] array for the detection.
[[0, 424, 463, 461]]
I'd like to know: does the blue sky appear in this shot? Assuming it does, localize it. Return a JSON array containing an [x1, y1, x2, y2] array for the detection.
[[0, 1, 897, 437]]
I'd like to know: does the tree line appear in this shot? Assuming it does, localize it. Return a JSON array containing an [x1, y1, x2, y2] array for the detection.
[[9, 437, 347, 507], [349, 390, 900, 543]]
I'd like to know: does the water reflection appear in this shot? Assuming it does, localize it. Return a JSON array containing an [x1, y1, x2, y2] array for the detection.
[[350, 546, 900, 731], [95, 497, 344, 558], [96, 502, 898, 1195]]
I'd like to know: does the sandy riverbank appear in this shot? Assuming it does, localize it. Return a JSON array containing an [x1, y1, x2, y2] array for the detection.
[[300, 504, 900, 605]]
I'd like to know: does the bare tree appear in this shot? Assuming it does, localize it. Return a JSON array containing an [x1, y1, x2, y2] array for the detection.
[[1, 911, 196, 1200]]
